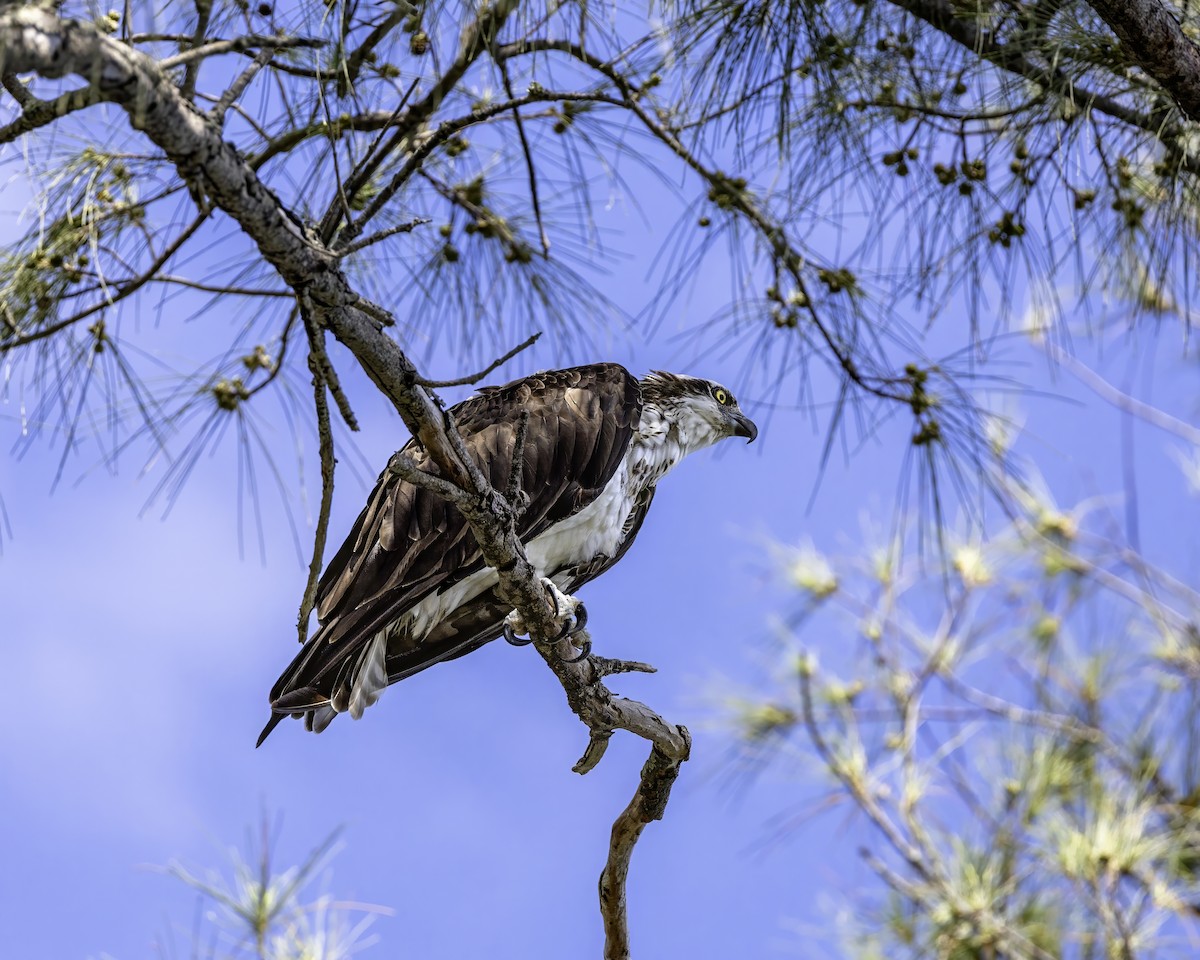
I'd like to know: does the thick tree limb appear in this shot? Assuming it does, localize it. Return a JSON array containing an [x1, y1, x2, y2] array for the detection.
[[889, 0, 1200, 172], [1086, 0, 1200, 121], [0, 3, 502, 657], [536, 632, 690, 959], [599, 744, 689, 960], [2, 69, 33, 105], [0, 83, 99, 142]]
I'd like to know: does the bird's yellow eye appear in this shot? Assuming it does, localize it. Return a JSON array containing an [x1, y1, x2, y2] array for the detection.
[[713, 387, 729, 405]]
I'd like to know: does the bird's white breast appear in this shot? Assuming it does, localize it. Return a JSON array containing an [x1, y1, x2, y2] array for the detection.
[[525, 458, 634, 575], [404, 457, 637, 640]]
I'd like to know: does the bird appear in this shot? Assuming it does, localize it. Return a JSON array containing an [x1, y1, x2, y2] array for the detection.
[[257, 362, 757, 745]]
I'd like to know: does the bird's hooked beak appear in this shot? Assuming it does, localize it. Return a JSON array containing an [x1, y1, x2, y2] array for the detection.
[[729, 409, 758, 443]]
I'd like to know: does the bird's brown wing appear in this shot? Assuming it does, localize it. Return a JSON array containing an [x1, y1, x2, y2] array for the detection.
[[383, 485, 658, 677], [260, 363, 642, 740]]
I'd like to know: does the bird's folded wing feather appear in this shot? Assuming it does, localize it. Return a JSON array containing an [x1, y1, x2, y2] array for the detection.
[[267, 363, 642, 708]]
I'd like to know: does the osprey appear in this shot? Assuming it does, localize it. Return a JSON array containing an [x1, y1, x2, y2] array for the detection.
[[258, 363, 756, 744]]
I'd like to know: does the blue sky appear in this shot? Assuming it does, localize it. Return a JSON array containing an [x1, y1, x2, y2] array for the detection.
[[6, 252, 1198, 960], [4, 40, 1200, 960]]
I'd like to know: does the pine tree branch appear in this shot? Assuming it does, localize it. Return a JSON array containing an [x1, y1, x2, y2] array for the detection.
[[338, 3, 408, 96], [1, 69, 33, 105], [888, 0, 1200, 172], [0, 14, 689, 957], [0, 4, 545, 658], [179, 0, 211, 99], [1086, 0, 1200, 121], [318, 0, 520, 242], [0, 83, 100, 142], [210, 44, 274, 125], [599, 744, 689, 960], [159, 32, 321, 70]]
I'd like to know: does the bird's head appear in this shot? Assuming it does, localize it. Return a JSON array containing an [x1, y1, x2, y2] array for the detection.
[[640, 371, 758, 449]]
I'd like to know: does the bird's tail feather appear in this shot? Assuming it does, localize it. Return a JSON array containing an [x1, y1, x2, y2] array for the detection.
[[256, 685, 329, 748], [257, 590, 518, 745], [256, 712, 286, 748]]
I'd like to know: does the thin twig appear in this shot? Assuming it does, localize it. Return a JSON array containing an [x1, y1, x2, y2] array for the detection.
[[297, 351, 336, 644], [314, 80, 421, 240], [145, 274, 292, 297], [210, 45, 274, 125], [250, 99, 415, 171], [1045, 341, 1200, 446], [498, 58, 550, 256], [337, 86, 611, 245], [352, 298, 396, 328], [0, 212, 208, 352], [246, 307, 300, 400], [592, 657, 657, 679], [127, 33, 195, 44], [385, 450, 465, 502], [505, 410, 530, 514], [338, 4, 408, 97], [299, 298, 358, 432], [575, 729, 613, 774], [0, 84, 100, 144], [333, 217, 431, 257], [159, 34, 322, 70], [195, 91, 272, 140], [438, 404, 492, 496], [313, 52, 356, 234], [180, 0, 212, 100], [414, 333, 541, 388]]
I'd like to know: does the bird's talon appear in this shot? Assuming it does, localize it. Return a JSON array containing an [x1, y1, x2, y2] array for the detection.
[[559, 638, 591, 663], [503, 622, 535, 646], [568, 602, 588, 635], [552, 617, 574, 642]]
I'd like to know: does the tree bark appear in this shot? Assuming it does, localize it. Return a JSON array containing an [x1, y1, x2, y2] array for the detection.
[[888, 0, 1200, 173], [1086, 0, 1200, 121]]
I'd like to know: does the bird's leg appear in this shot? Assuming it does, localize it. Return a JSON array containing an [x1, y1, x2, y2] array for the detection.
[[501, 608, 536, 646], [502, 577, 589, 661], [542, 579, 590, 662], [543, 578, 584, 635]]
